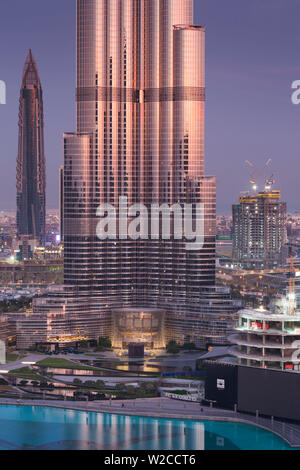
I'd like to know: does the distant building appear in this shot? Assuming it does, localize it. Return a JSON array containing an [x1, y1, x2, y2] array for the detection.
[[14, 235, 39, 262], [16, 50, 46, 246], [232, 190, 287, 270], [0, 259, 63, 285], [59, 166, 64, 242], [0, 316, 10, 345]]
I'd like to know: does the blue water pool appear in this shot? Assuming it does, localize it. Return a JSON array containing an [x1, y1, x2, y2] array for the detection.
[[0, 404, 295, 450]]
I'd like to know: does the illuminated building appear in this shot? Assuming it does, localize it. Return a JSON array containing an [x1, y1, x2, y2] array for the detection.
[[232, 190, 287, 270], [0, 316, 10, 345], [10, 0, 235, 350], [62, 0, 222, 348], [112, 308, 166, 350], [230, 307, 300, 371], [16, 50, 46, 246], [14, 236, 38, 262], [59, 166, 64, 243], [230, 262, 300, 371], [0, 259, 63, 285]]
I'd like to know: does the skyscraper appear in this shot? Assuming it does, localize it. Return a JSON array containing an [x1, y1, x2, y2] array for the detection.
[[59, 166, 64, 242], [61, 0, 233, 348], [15, 0, 234, 350], [16, 50, 46, 246], [232, 190, 287, 270]]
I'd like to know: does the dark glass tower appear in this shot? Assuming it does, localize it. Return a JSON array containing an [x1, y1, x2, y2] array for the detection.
[[16, 50, 46, 245]]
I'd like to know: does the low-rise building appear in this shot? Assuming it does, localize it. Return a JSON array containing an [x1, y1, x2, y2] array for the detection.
[[230, 307, 300, 371]]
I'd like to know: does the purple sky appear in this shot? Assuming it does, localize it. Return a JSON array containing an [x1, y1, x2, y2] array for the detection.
[[0, 0, 300, 213]]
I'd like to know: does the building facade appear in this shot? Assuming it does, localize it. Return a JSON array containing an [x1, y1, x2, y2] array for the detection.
[[232, 190, 287, 270], [230, 307, 300, 371], [12, 0, 235, 350], [59, 166, 64, 242], [62, 0, 223, 347]]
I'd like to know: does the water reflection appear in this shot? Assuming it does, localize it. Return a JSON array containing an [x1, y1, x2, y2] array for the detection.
[[82, 361, 175, 374], [38, 361, 175, 377], [0, 405, 291, 450]]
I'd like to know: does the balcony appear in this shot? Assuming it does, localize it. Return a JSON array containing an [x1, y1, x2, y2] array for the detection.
[[230, 345, 300, 363]]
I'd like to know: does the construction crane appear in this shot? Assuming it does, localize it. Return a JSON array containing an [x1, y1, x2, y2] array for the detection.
[[289, 257, 296, 315], [245, 158, 273, 194], [265, 173, 275, 191]]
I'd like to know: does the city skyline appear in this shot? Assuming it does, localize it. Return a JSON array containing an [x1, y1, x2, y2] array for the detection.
[[0, 2, 299, 451], [0, 0, 300, 212]]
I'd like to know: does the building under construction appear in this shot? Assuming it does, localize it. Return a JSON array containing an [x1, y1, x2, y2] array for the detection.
[[232, 190, 287, 270], [232, 160, 287, 270], [230, 259, 300, 371]]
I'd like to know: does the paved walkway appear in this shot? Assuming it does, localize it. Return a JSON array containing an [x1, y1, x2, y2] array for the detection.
[[0, 353, 42, 371], [0, 397, 300, 448]]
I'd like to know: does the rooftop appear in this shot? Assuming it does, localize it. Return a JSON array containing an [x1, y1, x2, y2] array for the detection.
[[174, 24, 205, 32], [238, 308, 300, 322]]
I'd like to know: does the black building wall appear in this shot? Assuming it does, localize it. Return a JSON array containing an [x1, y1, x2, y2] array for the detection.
[[205, 361, 300, 422], [204, 361, 238, 410], [238, 366, 300, 421]]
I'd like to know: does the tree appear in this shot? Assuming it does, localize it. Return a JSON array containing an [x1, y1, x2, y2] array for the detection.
[[85, 380, 95, 388], [73, 378, 82, 385], [138, 381, 158, 396], [166, 340, 180, 354], [115, 383, 124, 392], [96, 380, 105, 389], [126, 385, 136, 395], [144, 382, 158, 393], [40, 382, 50, 390], [98, 336, 112, 349], [182, 342, 196, 350]]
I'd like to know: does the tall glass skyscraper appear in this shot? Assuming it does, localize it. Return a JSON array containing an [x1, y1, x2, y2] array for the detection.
[[16, 50, 46, 245], [15, 0, 234, 350], [60, 0, 233, 348]]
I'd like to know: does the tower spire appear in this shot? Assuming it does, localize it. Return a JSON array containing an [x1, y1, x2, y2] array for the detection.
[[22, 49, 40, 87]]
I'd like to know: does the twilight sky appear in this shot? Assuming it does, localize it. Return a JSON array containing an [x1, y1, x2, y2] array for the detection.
[[0, 0, 300, 213]]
